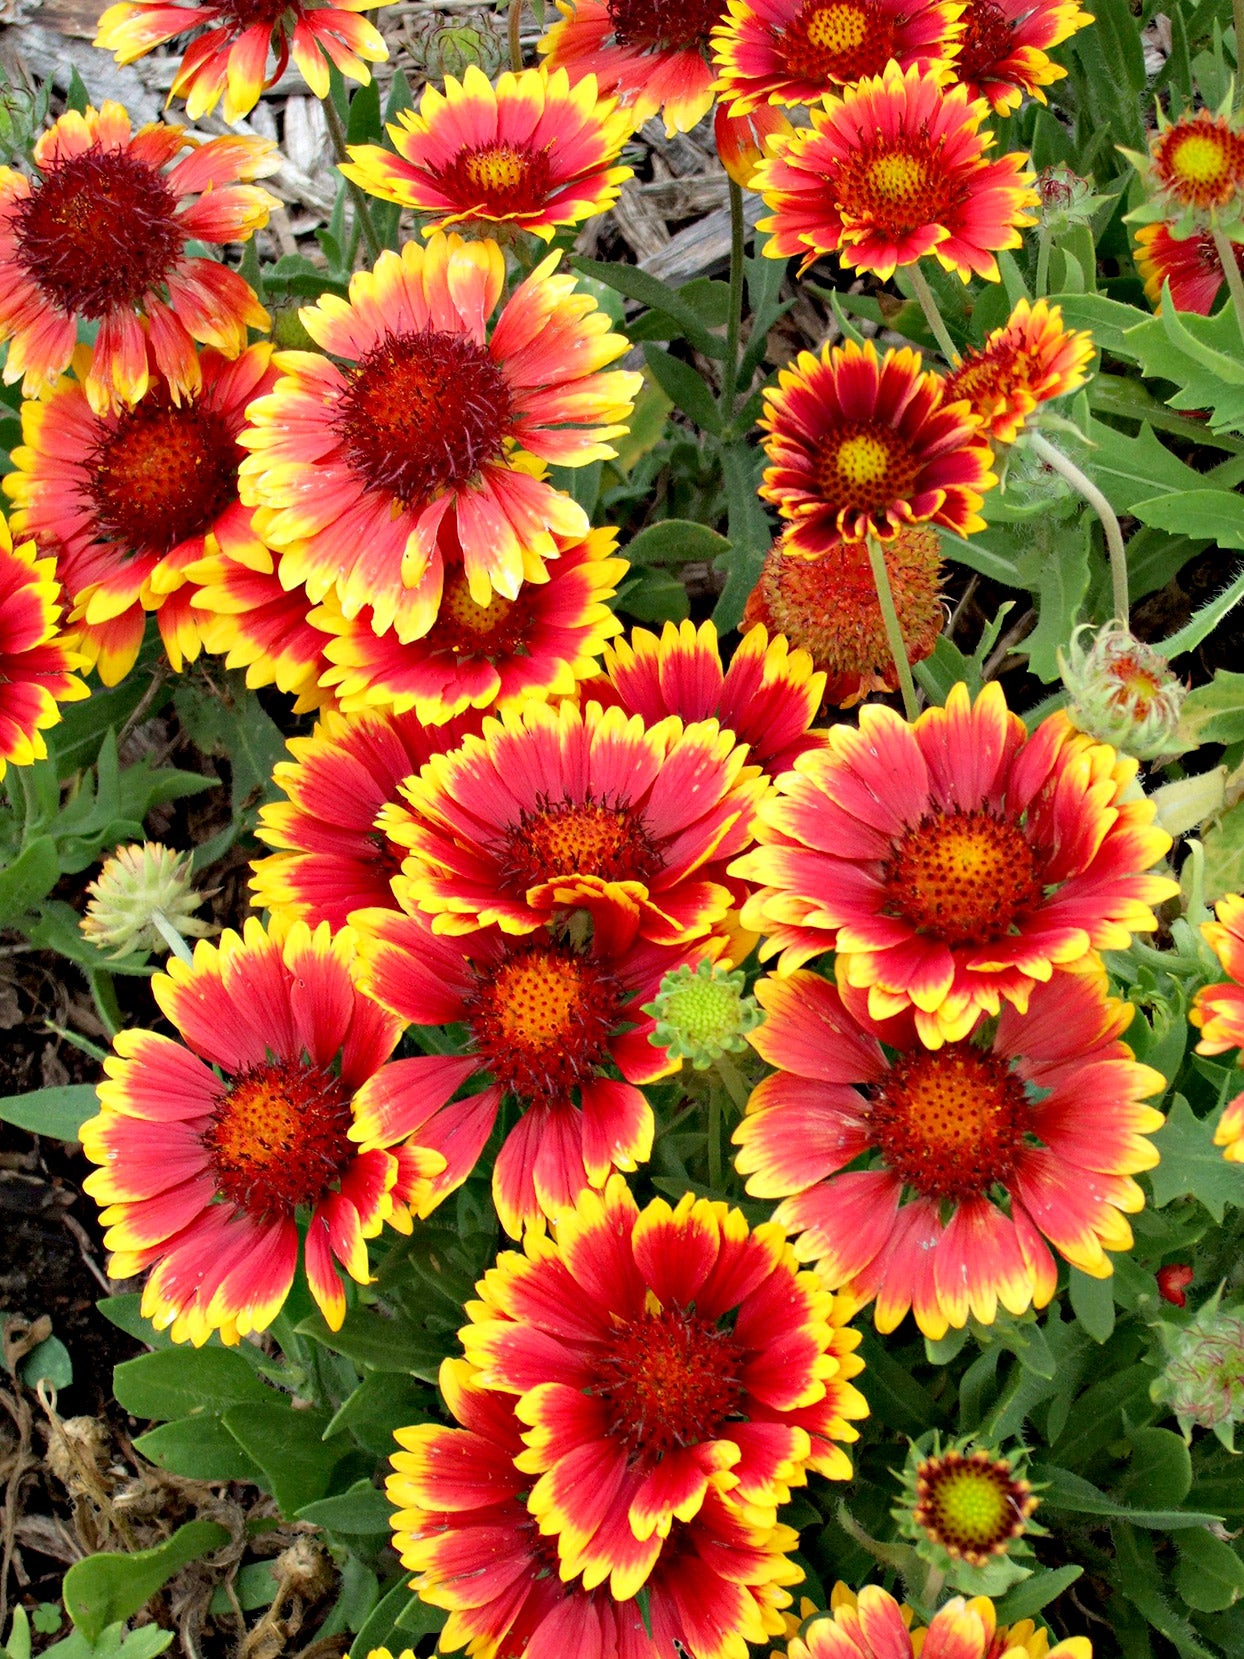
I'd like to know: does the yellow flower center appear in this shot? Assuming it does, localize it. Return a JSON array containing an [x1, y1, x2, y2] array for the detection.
[[781, 0, 892, 83], [834, 432, 892, 486], [814, 421, 921, 519], [805, 0, 867, 51], [869, 1044, 1028, 1202], [493, 953, 585, 1048], [501, 796, 658, 889], [884, 806, 1044, 945], [203, 1060, 353, 1219], [1154, 114, 1244, 208], [464, 144, 532, 195], [866, 150, 934, 204], [1170, 130, 1232, 187]]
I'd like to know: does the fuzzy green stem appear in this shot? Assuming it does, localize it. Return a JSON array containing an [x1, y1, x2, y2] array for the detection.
[[866, 532, 920, 721], [1235, 4, 1244, 110], [707, 1079, 724, 1191], [907, 261, 960, 364], [151, 910, 195, 965], [713, 1052, 752, 1114], [1028, 430, 1129, 623], [508, 0, 525, 71], [322, 92, 384, 263], [1035, 227, 1052, 299], [719, 179, 747, 421], [1211, 224, 1244, 337]]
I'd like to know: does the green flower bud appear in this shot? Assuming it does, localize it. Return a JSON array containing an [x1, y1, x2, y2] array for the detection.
[[643, 958, 763, 1070], [1060, 621, 1185, 761], [81, 843, 216, 960], [1035, 165, 1112, 234], [892, 1432, 1042, 1597], [404, 13, 507, 79], [1154, 1291, 1244, 1448]]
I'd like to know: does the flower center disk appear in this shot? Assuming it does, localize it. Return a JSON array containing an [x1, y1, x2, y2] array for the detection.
[[853, 146, 949, 230], [204, 1059, 353, 1219], [955, 0, 1015, 78], [430, 568, 526, 657], [335, 328, 513, 508], [915, 1451, 1030, 1558], [441, 143, 553, 216], [596, 1306, 746, 1463], [500, 796, 659, 890], [467, 944, 620, 1098], [884, 806, 1043, 945], [605, 0, 726, 52], [781, 0, 890, 83], [15, 148, 183, 317], [869, 1043, 1028, 1202], [89, 398, 240, 554], [816, 424, 921, 514]]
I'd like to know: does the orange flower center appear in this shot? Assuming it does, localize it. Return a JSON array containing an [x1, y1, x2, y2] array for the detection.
[[1155, 118, 1244, 209], [335, 328, 513, 508], [956, 0, 1015, 80], [596, 1306, 745, 1463], [914, 1450, 1031, 1562], [815, 423, 921, 516], [780, 0, 891, 84], [466, 943, 620, 1098], [606, 0, 726, 52], [849, 144, 951, 231], [440, 142, 553, 217], [88, 396, 240, 555], [869, 1043, 1028, 1202], [884, 806, 1043, 945], [204, 1059, 353, 1219], [15, 147, 182, 318], [500, 796, 658, 891], [427, 566, 527, 658]]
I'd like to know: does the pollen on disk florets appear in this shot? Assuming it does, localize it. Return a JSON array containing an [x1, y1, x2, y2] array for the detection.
[[893, 1433, 1040, 1595], [1060, 621, 1186, 761], [81, 843, 217, 959], [643, 958, 763, 1069]]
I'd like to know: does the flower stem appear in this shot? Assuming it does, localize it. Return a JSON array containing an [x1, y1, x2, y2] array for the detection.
[[1028, 430, 1129, 623], [707, 1077, 724, 1191], [1035, 227, 1052, 299], [151, 910, 196, 965], [907, 261, 960, 364], [1211, 224, 1244, 338], [509, 0, 525, 71], [719, 178, 747, 422], [866, 532, 920, 721], [322, 91, 384, 264]]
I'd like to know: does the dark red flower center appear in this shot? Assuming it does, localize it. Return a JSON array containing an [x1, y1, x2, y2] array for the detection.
[[88, 396, 241, 555], [595, 1305, 745, 1463], [221, 0, 288, 27], [869, 1043, 1028, 1202], [426, 567, 530, 659], [436, 141, 554, 218], [335, 328, 513, 508], [499, 795, 659, 891], [15, 147, 183, 318], [466, 942, 621, 1098], [955, 0, 1016, 79], [780, 0, 895, 84], [913, 1448, 1032, 1562], [884, 806, 1043, 945], [606, 0, 725, 52], [815, 422, 922, 516], [204, 1058, 353, 1219]]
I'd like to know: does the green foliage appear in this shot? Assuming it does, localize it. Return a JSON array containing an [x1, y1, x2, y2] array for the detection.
[[63, 1523, 229, 1644]]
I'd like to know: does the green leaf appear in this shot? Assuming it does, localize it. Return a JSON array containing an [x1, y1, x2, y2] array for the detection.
[[96, 1294, 174, 1351], [1131, 491, 1244, 550], [1176, 1530, 1244, 1611], [1176, 670, 1244, 748], [43, 1624, 174, 1659], [222, 1402, 349, 1515], [345, 79, 382, 144], [63, 1520, 229, 1644], [570, 257, 722, 360], [626, 520, 731, 567], [1068, 1266, 1116, 1343], [641, 344, 720, 433], [172, 673, 287, 827], [298, 1480, 393, 1535], [1202, 796, 1244, 902], [2, 1606, 31, 1659], [65, 67, 90, 115], [1116, 1428, 1194, 1509], [349, 1577, 427, 1658], [134, 1416, 264, 1484], [1079, 418, 1206, 513], [1033, 1463, 1222, 1528], [1023, 517, 1090, 682], [1150, 1095, 1244, 1223], [112, 1347, 272, 1421], [295, 1308, 448, 1380], [713, 442, 771, 635], [1126, 303, 1244, 435], [207, 1561, 279, 1616], [1159, 565, 1244, 658], [19, 1334, 72, 1392], [0, 834, 57, 925], [0, 1084, 97, 1140], [1051, 293, 1150, 358], [993, 1565, 1084, 1622]]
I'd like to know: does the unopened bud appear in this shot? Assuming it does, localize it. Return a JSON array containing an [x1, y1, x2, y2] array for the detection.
[[1154, 1292, 1244, 1447], [1060, 621, 1185, 761], [404, 14, 506, 79], [1035, 165, 1110, 234], [1157, 1264, 1194, 1307], [893, 1432, 1041, 1596], [714, 103, 794, 189], [643, 958, 762, 1069], [81, 843, 216, 959]]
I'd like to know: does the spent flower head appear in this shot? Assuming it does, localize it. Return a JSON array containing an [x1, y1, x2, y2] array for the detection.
[[1153, 1289, 1244, 1448], [1060, 621, 1185, 761], [1035, 164, 1111, 233], [81, 843, 216, 960], [643, 957, 764, 1069]]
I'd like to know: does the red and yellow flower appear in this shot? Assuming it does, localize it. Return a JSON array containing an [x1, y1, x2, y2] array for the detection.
[[391, 1357, 803, 1659], [753, 62, 1037, 281], [758, 339, 995, 555], [734, 682, 1178, 1046], [714, 104, 797, 189], [350, 909, 708, 1235], [313, 523, 627, 722], [941, 297, 1094, 445], [95, 0, 386, 126], [711, 0, 961, 117], [238, 233, 640, 643], [460, 1176, 867, 1592], [1132, 107, 1244, 229], [590, 619, 828, 781], [0, 102, 275, 412], [189, 552, 335, 714], [951, 0, 1091, 114], [538, 0, 725, 134], [383, 698, 766, 950], [0, 517, 88, 780], [342, 65, 634, 242], [251, 707, 483, 933], [742, 526, 944, 708], [6, 340, 275, 685], [1135, 220, 1244, 314], [737, 960, 1165, 1338], [80, 917, 443, 1344], [1191, 892, 1244, 1165], [770, 1584, 1092, 1659]]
